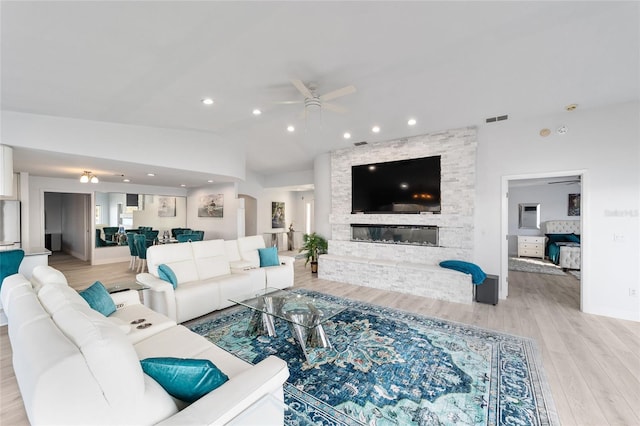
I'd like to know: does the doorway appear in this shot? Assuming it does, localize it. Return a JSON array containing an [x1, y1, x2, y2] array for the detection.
[[43, 191, 92, 261], [239, 194, 257, 236], [501, 170, 586, 311]]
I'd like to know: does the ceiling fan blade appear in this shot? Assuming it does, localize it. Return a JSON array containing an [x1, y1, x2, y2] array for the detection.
[[320, 85, 356, 101], [291, 79, 314, 99], [322, 102, 347, 113], [273, 100, 303, 105], [548, 180, 580, 184]]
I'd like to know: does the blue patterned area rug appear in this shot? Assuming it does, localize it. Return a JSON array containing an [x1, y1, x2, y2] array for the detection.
[[189, 290, 558, 426]]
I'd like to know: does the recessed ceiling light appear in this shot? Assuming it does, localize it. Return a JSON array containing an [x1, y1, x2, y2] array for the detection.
[[343, 132, 351, 139], [201, 98, 214, 105], [147, 173, 155, 177], [400, 182, 409, 189], [557, 125, 568, 135], [123, 178, 130, 183], [252, 109, 262, 115], [372, 125, 380, 133], [180, 184, 186, 187], [368, 165, 376, 171], [207, 180, 214, 183], [287, 125, 295, 132], [565, 103, 578, 111], [407, 118, 417, 126]]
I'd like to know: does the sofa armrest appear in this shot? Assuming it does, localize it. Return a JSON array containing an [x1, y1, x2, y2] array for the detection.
[[278, 255, 295, 267], [156, 356, 289, 426], [110, 289, 141, 310], [135, 273, 177, 322]]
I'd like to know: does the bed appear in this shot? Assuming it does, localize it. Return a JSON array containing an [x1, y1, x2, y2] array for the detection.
[[542, 220, 581, 270]]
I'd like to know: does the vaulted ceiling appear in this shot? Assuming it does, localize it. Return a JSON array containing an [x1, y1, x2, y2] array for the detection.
[[2, 2, 638, 187]]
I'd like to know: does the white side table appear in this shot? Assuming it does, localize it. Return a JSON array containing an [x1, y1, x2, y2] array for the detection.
[[517, 236, 545, 260]]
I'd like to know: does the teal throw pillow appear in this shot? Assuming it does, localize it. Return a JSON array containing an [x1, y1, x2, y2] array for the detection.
[[439, 260, 487, 285], [158, 264, 178, 289], [567, 233, 581, 243], [258, 246, 280, 267], [140, 357, 229, 403], [79, 281, 117, 316]]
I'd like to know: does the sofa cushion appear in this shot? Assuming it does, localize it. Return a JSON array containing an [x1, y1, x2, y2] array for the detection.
[[258, 247, 280, 267], [38, 282, 89, 315], [53, 305, 145, 408], [141, 357, 229, 403], [191, 240, 231, 280], [158, 264, 178, 289], [237, 235, 266, 268], [0, 274, 32, 315], [146, 244, 199, 284], [79, 281, 117, 316], [224, 240, 242, 262], [31, 265, 69, 292]]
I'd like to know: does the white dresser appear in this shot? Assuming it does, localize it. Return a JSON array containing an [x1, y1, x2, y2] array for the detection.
[[517, 236, 545, 260]]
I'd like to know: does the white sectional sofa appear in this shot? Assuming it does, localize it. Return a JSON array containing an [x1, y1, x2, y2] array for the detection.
[[137, 236, 294, 323], [1, 265, 290, 425]]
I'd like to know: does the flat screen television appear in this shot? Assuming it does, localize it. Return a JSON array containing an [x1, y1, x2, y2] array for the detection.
[[351, 156, 441, 214]]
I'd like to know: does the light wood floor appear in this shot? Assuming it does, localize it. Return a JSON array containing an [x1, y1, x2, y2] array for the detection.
[[2, 253, 639, 425]]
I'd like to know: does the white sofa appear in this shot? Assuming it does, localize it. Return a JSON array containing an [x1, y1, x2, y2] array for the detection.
[[1, 265, 290, 425], [137, 236, 294, 323]]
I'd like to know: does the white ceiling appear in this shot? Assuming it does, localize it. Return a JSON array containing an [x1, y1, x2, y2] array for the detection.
[[2, 2, 638, 187]]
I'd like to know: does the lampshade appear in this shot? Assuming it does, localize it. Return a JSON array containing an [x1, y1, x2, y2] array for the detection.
[[80, 171, 98, 183]]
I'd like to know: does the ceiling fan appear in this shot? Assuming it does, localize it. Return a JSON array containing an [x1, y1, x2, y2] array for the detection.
[[286, 79, 356, 117], [548, 178, 581, 185]]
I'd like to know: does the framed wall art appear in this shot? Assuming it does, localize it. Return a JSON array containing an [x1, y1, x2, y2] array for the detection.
[[568, 193, 580, 216], [271, 201, 285, 228], [198, 194, 224, 217]]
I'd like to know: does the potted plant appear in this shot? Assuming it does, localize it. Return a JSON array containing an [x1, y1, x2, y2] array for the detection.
[[299, 232, 328, 273]]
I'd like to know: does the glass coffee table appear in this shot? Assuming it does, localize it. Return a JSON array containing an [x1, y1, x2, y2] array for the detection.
[[229, 288, 345, 361]]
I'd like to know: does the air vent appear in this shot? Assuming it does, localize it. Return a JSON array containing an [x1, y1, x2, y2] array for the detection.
[[485, 114, 509, 123], [354, 141, 368, 146]]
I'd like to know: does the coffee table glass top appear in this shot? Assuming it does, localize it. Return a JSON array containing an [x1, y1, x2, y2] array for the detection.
[[229, 288, 345, 329]]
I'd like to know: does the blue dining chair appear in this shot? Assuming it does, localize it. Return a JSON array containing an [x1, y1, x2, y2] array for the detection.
[[134, 234, 148, 272], [0, 249, 25, 288], [126, 232, 138, 270]]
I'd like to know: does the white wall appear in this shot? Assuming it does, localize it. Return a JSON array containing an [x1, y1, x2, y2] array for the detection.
[[508, 182, 581, 255], [474, 101, 639, 321], [3, 111, 246, 181]]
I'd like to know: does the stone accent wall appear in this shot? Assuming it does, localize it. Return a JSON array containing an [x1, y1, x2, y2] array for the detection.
[[329, 126, 477, 260], [319, 127, 478, 304]]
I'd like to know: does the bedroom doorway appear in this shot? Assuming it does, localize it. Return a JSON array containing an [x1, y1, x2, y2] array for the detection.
[[501, 170, 586, 312]]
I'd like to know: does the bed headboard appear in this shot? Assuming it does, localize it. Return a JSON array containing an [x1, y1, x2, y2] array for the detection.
[[543, 220, 580, 235]]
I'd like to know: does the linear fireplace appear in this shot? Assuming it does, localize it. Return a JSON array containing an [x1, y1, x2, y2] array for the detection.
[[351, 224, 438, 246]]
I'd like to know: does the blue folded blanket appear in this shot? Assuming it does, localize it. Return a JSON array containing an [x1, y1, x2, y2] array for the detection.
[[439, 260, 487, 285]]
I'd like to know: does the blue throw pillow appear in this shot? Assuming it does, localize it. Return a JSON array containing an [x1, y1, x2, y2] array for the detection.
[[140, 357, 229, 403], [567, 233, 580, 243], [258, 246, 280, 267], [79, 281, 117, 316], [439, 260, 487, 285], [158, 264, 178, 289], [545, 233, 573, 244]]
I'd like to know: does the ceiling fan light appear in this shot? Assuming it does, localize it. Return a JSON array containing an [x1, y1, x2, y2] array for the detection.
[[90, 175, 99, 184], [80, 174, 89, 183]]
